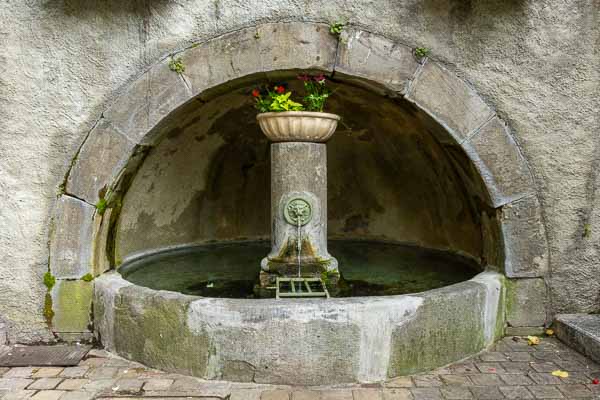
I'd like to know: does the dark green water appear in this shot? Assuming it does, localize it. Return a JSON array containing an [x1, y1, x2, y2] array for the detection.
[[120, 240, 479, 298]]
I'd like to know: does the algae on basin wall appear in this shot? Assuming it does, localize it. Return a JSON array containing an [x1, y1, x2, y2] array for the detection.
[[113, 287, 210, 376], [388, 282, 486, 376]]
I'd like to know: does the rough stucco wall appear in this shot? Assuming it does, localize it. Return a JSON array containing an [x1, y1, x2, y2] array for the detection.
[[0, 0, 598, 342], [114, 83, 485, 262]]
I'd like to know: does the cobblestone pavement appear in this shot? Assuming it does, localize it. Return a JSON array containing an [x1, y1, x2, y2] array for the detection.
[[0, 337, 599, 399]]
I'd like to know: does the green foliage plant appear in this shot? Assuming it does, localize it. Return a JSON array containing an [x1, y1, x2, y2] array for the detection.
[[329, 22, 344, 36], [96, 198, 108, 215], [82, 273, 94, 282], [298, 74, 330, 112], [414, 47, 430, 59], [43, 271, 56, 290], [168, 57, 185, 74], [252, 75, 332, 113]]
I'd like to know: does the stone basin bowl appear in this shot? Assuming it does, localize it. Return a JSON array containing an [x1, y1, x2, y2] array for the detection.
[[94, 271, 505, 385], [257, 111, 340, 142]]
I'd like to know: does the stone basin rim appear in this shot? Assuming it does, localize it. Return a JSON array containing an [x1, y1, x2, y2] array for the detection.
[[94, 270, 504, 384]]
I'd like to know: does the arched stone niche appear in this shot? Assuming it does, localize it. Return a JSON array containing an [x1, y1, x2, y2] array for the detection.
[[47, 22, 549, 338]]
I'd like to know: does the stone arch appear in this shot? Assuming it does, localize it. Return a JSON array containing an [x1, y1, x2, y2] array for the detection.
[[48, 22, 548, 337]]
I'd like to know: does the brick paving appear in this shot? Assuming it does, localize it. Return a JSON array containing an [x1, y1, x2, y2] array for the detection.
[[0, 337, 598, 399]]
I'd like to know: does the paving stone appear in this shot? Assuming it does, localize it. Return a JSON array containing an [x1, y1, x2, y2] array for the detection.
[[0, 379, 33, 391], [382, 389, 412, 400], [386, 376, 413, 388], [530, 362, 560, 373], [498, 374, 534, 385], [261, 390, 291, 400], [556, 384, 593, 398], [528, 373, 562, 385], [531, 352, 562, 362], [468, 374, 503, 386], [474, 363, 505, 374], [498, 386, 533, 399], [27, 378, 62, 390], [230, 389, 263, 400], [143, 378, 173, 391], [29, 391, 66, 400], [553, 359, 589, 371], [468, 386, 504, 399], [60, 391, 94, 400], [1, 391, 36, 399], [82, 378, 117, 391], [31, 369, 63, 379], [3, 369, 37, 379], [59, 367, 89, 378], [352, 389, 382, 399], [113, 378, 144, 392], [80, 358, 108, 367], [499, 362, 532, 373], [440, 375, 472, 386], [527, 385, 564, 398], [86, 367, 118, 379], [449, 364, 478, 374], [291, 391, 322, 400], [440, 386, 472, 399], [479, 353, 508, 363], [504, 352, 534, 362], [409, 388, 442, 400], [56, 378, 88, 390], [316, 390, 354, 400], [413, 375, 443, 387]]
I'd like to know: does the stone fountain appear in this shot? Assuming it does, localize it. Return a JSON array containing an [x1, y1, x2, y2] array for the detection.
[[256, 111, 341, 294]]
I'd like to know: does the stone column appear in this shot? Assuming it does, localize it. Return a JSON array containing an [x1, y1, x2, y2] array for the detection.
[[260, 142, 338, 287]]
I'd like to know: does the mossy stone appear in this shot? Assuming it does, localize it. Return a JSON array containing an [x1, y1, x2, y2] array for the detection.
[[51, 280, 93, 333]]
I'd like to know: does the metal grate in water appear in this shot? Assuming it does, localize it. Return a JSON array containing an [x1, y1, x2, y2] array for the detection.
[[0, 345, 91, 367], [276, 277, 329, 299]]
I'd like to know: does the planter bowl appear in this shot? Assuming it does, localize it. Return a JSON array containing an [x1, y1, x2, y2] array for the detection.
[[257, 111, 340, 142]]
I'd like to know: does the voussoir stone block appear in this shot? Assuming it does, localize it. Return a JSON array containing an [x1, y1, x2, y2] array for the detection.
[[50, 196, 95, 279], [501, 195, 549, 278], [51, 280, 93, 334], [463, 117, 535, 207], [66, 119, 134, 203], [181, 23, 336, 99], [407, 61, 494, 142], [506, 278, 548, 327], [336, 29, 419, 94], [103, 58, 192, 144]]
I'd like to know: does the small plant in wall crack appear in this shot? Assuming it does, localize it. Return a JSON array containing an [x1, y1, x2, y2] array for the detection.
[[583, 223, 592, 238], [96, 198, 108, 215], [329, 22, 344, 36], [43, 271, 56, 290], [168, 57, 185, 74], [414, 46, 430, 61], [81, 273, 94, 282]]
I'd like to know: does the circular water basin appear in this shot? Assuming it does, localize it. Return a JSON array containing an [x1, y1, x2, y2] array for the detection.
[[119, 240, 479, 298]]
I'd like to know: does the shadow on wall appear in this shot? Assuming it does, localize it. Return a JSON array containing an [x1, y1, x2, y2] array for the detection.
[[113, 79, 501, 268]]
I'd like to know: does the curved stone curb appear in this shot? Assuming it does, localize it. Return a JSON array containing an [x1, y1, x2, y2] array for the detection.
[[94, 271, 505, 385]]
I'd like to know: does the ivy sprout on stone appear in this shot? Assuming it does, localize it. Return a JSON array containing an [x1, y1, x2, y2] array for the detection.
[[168, 57, 185, 74], [414, 47, 430, 60], [329, 22, 344, 36], [96, 198, 108, 215]]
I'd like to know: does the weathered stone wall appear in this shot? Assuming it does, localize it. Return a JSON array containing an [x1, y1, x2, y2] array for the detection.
[[0, 1, 598, 343]]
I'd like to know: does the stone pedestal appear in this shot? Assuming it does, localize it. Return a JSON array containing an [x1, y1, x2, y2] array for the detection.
[[260, 142, 338, 287]]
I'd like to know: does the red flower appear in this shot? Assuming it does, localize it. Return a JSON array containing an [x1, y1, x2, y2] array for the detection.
[[276, 85, 285, 94], [593, 378, 599, 385], [252, 89, 260, 98], [314, 74, 326, 83], [297, 74, 310, 82]]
